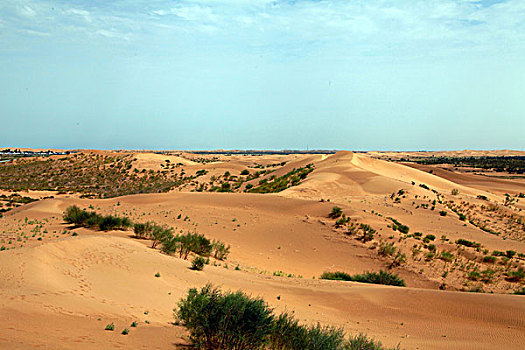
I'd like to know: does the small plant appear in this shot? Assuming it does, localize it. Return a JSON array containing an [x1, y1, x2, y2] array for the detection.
[[440, 251, 454, 263], [191, 256, 206, 271], [439, 210, 447, 216], [456, 239, 480, 248], [131, 321, 137, 327], [121, 328, 129, 335], [328, 207, 343, 219], [378, 242, 396, 257], [155, 272, 161, 278], [482, 255, 497, 264], [105, 322, 115, 331]]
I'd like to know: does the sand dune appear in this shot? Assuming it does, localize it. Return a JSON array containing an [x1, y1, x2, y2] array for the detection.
[[1, 150, 525, 349], [282, 151, 492, 201], [1, 234, 524, 349]]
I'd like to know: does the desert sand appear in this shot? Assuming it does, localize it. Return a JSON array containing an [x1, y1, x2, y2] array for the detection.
[[1, 150, 524, 349]]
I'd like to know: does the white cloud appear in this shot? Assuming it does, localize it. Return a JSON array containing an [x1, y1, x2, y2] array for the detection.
[[0, 0, 523, 59]]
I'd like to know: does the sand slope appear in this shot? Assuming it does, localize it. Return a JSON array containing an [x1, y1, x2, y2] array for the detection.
[[1, 234, 524, 349]]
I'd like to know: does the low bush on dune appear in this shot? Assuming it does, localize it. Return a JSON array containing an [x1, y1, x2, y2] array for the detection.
[[63, 205, 132, 231], [133, 222, 154, 239], [176, 284, 274, 349], [320, 270, 406, 287], [212, 240, 230, 260], [455, 239, 481, 249], [190, 256, 206, 271], [175, 284, 395, 350], [513, 287, 525, 295], [328, 206, 343, 219]]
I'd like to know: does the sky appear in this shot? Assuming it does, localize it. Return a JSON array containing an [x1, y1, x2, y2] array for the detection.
[[1, 0, 524, 150]]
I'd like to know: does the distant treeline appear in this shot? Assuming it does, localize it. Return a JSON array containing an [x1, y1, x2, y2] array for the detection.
[[408, 156, 525, 174], [185, 150, 338, 155]]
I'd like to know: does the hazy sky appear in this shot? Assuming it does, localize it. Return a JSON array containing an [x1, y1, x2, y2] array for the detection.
[[1, 0, 524, 150]]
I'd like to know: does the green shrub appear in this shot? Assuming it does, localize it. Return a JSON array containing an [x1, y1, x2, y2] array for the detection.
[[482, 255, 497, 263], [175, 284, 274, 350], [439, 210, 447, 216], [175, 284, 394, 350], [328, 207, 343, 219], [506, 250, 517, 259], [191, 256, 206, 271], [63, 206, 132, 231], [161, 234, 180, 255], [121, 328, 129, 335], [133, 222, 154, 239], [423, 234, 435, 242], [513, 287, 525, 295], [440, 251, 454, 263], [320, 270, 405, 287], [456, 239, 480, 248], [150, 224, 173, 249], [105, 322, 115, 331], [506, 267, 525, 282], [241, 169, 250, 175], [347, 333, 395, 350], [378, 242, 396, 257], [212, 240, 230, 260], [63, 205, 91, 225]]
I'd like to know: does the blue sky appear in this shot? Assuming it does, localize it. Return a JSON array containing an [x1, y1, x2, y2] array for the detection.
[[1, 0, 524, 150]]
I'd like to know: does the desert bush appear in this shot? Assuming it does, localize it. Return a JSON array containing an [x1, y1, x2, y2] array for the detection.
[[440, 251, 454, 263], [161, 234, 180, 255], [175, 284, 394, 350], [506, 250, 517, 259], [320, 270, 405, 287], [482, 255, 497, 263], [241, 169, 250, 175], [133, 222, 154, 239], [212, 240, 230, 260], [191, 256, 206, 271], [176, 232, 213, 259], [378, 242, 396, 257], [150, 224, 173, 249], [328, 207, 343, 219], [423, 234, 436, 242], [389, 218, 409, 234], [105, 322, 115, 331], [359, 224, 376, 242], [451, 188, 459, 195], [335, 215, 350, 228], [63, 206, 132, 231], [63, 205, 91, 225], [513, 287, 525, 295], [439, 210, 447, 216], [456, 239, 481, 248], [506, 267, 525, 282], [175, 284, 274, 350]]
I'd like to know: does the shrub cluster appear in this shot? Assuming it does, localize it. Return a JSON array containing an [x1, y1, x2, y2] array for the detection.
[[175, 284, 395, 350], [388, 218, 409, 234], [63, 205, 132, 231], [247, 164, 314, 193], [320, 270, 406, 287], [456, 239, 481, 248]]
